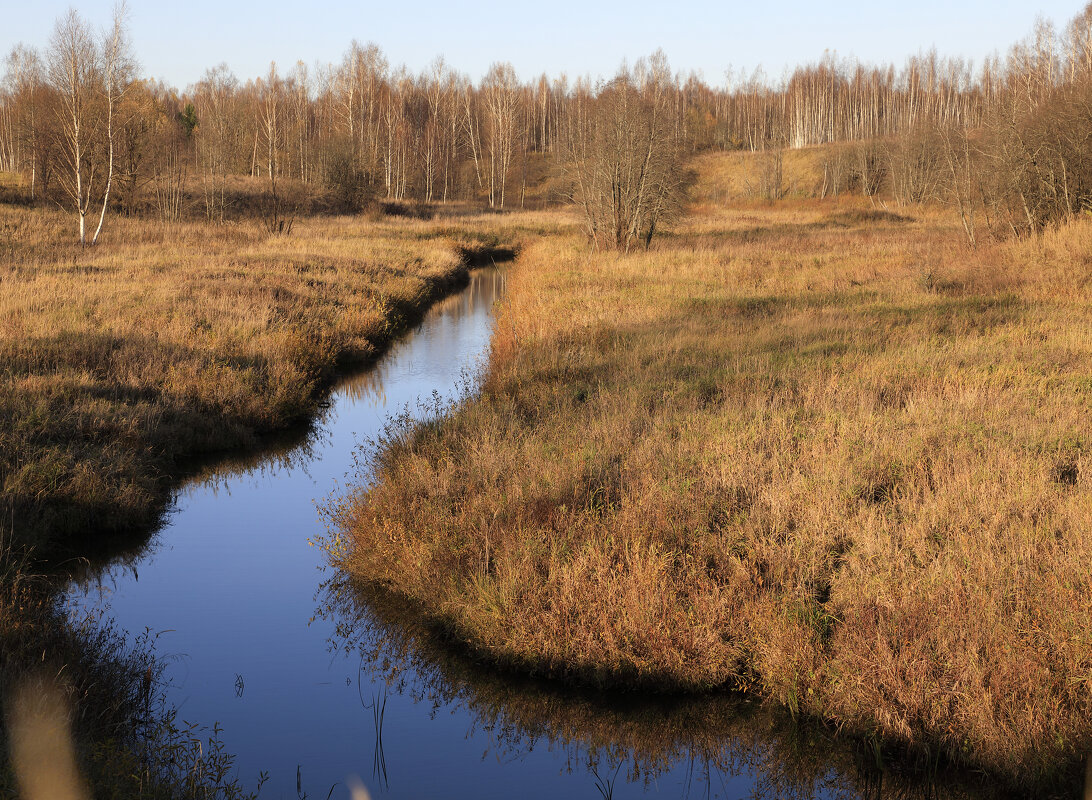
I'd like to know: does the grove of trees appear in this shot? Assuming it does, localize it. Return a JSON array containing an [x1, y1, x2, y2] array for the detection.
[[5, 5, 1092, 246]]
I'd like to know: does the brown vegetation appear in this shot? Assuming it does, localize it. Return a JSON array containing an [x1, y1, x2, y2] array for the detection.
[[0, 200, 519, 557], [321, 576, 1016, 800], [332, 151, 1092, 792]]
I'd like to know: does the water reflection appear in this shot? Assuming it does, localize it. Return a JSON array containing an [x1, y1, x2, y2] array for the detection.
[[340, 269, 506, 409], [318, 577, 1006, 800], [63, 264, 1053, 800], [66, 268, 507, 798]]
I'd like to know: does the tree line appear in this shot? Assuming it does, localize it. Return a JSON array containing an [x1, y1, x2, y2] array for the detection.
[[3, 4, 1092, 247]]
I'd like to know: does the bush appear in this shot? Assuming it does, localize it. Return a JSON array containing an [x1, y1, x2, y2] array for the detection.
[[324, 149, 372, 213]]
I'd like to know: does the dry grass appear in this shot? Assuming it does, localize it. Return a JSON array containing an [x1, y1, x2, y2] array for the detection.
[[689, 144, 839, 203], [0, 202, 524, 556], [323, 577, 1010, 800], [334, 152, 1092, 791]]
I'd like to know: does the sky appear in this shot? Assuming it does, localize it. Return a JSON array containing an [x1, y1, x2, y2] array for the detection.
[[3, 0, 1087, 90]]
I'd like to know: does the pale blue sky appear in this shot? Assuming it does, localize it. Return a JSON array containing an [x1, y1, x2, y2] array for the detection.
[[4, 1, 1086, 89]]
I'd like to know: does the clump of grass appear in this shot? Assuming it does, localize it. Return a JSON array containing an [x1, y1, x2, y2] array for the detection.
[[333, 159, 1092, 792]]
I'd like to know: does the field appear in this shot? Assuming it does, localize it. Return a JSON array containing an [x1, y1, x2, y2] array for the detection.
[[0, 193, 531, 796], [333, 152, 1092, 789], [0, 200, 520, 558], [4, 148, 1092, 793]]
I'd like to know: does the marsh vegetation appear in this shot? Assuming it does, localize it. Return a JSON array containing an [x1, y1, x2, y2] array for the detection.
[[0, 203, 520, 557], [332, 171, 1092, 794], [4, 3, 1092, 798]]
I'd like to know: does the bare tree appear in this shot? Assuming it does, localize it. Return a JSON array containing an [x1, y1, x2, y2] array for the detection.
[[938, 124, 980, 245], [563, 54, 683, 251], [461, 77, 485, 197], [482, 62, 519, 207], [287, 61, 310, 181], [90, 1, 135, 244], [194, 64, 238, 222], [112, 79, 155, 215], [258, 62, 291, 233], [149, 83, 188, 222], [2, 46, 49, 199], [46, 9, 100, 244]]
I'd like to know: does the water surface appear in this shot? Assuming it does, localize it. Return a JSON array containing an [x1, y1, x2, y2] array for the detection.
[[69, 268, 1003, 800]]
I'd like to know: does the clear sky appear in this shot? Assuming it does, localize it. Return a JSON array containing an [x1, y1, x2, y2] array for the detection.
[[4, 0, 1086, 90]]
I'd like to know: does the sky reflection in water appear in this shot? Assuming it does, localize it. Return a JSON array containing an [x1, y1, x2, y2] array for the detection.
[[68, 268, 994, 800]]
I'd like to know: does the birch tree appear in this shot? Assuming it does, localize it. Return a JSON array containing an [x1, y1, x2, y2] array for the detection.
[[482, 62, 519, 207], [90, 1, 135, 244], [47, 9, 100, 244], [194, 64, 238, 222], [258, 62, 291, 233]]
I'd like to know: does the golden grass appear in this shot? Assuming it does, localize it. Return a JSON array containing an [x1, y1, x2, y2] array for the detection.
[[323, 578, 1011, 800], [334, 161, 1092, 790], [689, 144, 839, 204], [0, 203, 528, 555]]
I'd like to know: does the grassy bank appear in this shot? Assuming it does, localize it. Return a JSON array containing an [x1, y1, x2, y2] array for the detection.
[[322, 575, 1010, 800], [0, 203, 520, 558], [333, 167, 1092, 789], [0, 199, 529, 796]]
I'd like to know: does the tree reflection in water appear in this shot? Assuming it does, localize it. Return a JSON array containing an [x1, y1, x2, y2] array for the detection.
[[317, 575, 1016, 800]]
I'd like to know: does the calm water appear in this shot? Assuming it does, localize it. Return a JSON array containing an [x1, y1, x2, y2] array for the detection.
[[68, 269, 996, 800]]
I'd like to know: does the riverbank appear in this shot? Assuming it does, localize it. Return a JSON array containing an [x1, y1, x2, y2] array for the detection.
[[1, 204, 528, 796], [0, 204, 521, 560], [322, 575, 1012, 800], [334, 193, 1092, 791]]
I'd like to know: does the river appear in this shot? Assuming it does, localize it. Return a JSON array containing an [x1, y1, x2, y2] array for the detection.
[[68, 267, 1004, 800]]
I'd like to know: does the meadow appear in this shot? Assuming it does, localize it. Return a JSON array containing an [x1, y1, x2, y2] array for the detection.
[[0, 190, 517, 558], [0, 184, 528, 796], [332, 150, 1092, 791], [3, 144, 1091, 793]]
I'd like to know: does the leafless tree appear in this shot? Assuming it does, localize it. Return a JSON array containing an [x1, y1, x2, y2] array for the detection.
[[194, 64, 238, 222], [563, 54, 683, 251], [257, 62, 292, 233], [149, 84, 188, 222], [90, 1, 135, 244], [46, 9, 100, 243], [482, 62, 519, 207], [2, 45, 49, 199]]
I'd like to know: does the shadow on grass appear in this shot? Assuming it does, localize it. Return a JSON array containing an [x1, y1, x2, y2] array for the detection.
[[2, 249, 517, 569]]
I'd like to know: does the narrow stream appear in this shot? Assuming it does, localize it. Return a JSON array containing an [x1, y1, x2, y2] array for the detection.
[[68, 268, 998, 800]]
